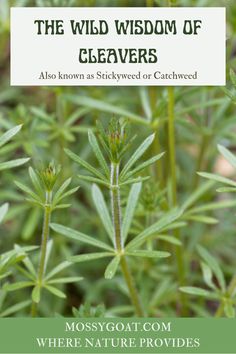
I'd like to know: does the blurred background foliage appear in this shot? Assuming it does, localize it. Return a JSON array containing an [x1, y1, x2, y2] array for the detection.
[[0, 0, 236, 317]]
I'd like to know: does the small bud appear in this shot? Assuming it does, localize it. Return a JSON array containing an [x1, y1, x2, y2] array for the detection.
[[37, 161, 61, 192]]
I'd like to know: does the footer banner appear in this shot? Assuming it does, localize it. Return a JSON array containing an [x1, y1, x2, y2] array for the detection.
[[0, 318, 235, 353]]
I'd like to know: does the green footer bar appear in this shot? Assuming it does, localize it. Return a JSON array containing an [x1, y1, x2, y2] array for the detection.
[[0, 318, 235, 353]]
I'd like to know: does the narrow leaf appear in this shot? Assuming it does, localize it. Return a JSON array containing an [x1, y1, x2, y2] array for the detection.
[[179, 286, 215, 298], [65, 95, 147, 126], [47, 277, 83, 284], [121, 134, 155, 177], [124, 153, 165, 180], [104, 256, 120, 279], [127, 250, 170, 258], [0, 203, 8, 223], [0, 300, 31, 317], [92, 184, 113, 243], [218, 144, 236, 169], [32, 285, 41, 303], [0, 125, 22, 147], [197, 246, 226, 292], [157, 235, 182, 246], [88, 130, 109, 177], [53, 178, 71, 204], [69, 252, 113, 263], [122, 183, 142, 242], [201, 262, 216, 290], [184, 215, 218, 224], [224, 301, 235, 318], [65, 148, 106, 181], [182, 180, 215, 211], [50, 223, 113, 251], [44, 285, 66, 299], [126, 208, 182, 250], [77, 174, 110, 187], [14, 181, 42, 203], [4, 281, 33, 291], [197, 172, 236, 187], [0, 158, 30, 171], [44, 261, 72, 281], [28, 167, 43, 196], [216, 187, 236, 193]]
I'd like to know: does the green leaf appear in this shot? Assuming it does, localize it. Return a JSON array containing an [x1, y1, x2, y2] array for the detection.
[[218, 144, 236, 169], [201, 262, 216, 290], [123, 153, 165, 180], [0, 203, 8, 223], [119, 176, 150, 186], [0, 300, 31, 317], [121, 134, 155, 178], [197, 246, 226, 292], [92, 184, 113, 243], [28, 167, 43, 196], [77, 174, 110, 188], [189, 199, 236, 213], [224, 301, 235, 318], [197, 172, 236, 188], [50, 223, 113, 251], [127, 250, 170, 258], [157, 235, 182, 246], [69, 252, 113, 263], [65, 148, 107, 181], [54, 187, 79, 203], [14, 181, 42, 203], [47, 277, 83, 284], [184, 215, 218, 225], [88, 130, 109, 178], [44, 285, 66, 299], [4, 281, 33, 291], [182, 180, 215, 211], [32, 285, 41, 303], [179, 287, 216, 298], [0, 158, 30, 171], [65, 95, 147, 126], [44, 261, 72, 281], [53, 178, 72, 204], [216, 187, 236, 193], [0, 125, 22, 148], [104, 256, 120, 279], [126, 208, 182, 250], [122, 182, 142, 242]]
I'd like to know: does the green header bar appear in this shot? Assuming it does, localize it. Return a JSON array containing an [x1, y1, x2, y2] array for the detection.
[[0, 318, 235, 353]]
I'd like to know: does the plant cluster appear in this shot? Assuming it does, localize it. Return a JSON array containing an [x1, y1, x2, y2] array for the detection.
[[0, 0, 236, 318]]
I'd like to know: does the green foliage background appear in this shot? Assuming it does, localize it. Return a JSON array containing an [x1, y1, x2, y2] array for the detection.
[[0, 0, 236, 318]]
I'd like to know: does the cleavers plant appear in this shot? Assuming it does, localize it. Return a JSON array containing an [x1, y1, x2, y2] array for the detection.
[[4, 162, 81, 316], [51, 119, 182, 316]]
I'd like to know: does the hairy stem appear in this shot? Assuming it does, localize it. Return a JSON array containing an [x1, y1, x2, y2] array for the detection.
[[167, 87, 188, 315], [31, 190, 52, 317], [110, 162, 144, 316], [110, 163, 123, 252]]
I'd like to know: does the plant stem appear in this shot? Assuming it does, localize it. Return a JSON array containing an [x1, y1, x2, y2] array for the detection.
[[31, 190, 52, 317], [192, 134, 209, 189], [110, 163, 123, 252], [120, 257, 144, 317], [167, 87, 177, 206], [110, 162, 144, 317], [167, 87, 188, 315]]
